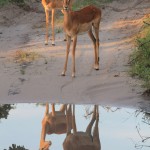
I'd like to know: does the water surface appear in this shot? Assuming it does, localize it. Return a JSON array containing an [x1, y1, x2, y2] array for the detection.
[[0, 104, 150, 150]]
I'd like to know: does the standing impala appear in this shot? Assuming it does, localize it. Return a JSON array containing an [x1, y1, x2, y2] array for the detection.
[[61, 0, 101, 77], [41, 0, 73, 46]]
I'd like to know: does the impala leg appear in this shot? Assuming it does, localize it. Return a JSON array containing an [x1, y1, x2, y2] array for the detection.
[[64, 34, 67, 41], [51, 104, 56, 116], [86, 105, 96, 136], [40, 103, 51, 150], [45, 10, 49, 45], [67, 104, 72, 130], [40, 121, 52, 150], [72, 104, 77, 134], [88, 29, 99, 70], [72, 36, 77, 78], [59, 104, 66, 113], [61, 36, 71, 76], [66, 105, 72, 135], [45, 103, 49, 115], [93, 105, 101, 150], [51, 9, 55, 46], [93, 24, 100, 69]]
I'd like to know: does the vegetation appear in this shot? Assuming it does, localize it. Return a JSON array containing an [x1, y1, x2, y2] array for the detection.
[[15, 50, 39, 64], [72, 0, 113, 10], [0, 0, 24, 6], [135, 109, 150, 149], [0, 0, 30, 10], [0, 0, 9, 6], [10, 0, 24, 3], [130, 16, 150, 90], [14, 50, 40, 75], [4, 144, 28, 150], [0, 104, 14, 120]]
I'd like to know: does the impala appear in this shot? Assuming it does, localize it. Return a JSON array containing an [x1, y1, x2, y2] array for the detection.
[[61, 0, 101, 77]]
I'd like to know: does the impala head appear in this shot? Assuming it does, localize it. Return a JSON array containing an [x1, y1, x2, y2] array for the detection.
[[63, 0, 71, 11], [40, 140, 52, 150]]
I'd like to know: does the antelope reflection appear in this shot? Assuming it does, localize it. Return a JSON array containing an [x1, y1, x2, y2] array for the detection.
[[63, 105, 101, 150], [40, 103, 72, 150]]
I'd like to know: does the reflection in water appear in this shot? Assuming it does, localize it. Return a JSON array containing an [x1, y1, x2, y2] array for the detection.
[[0, 104, 14, 119], [134, 110, 150, 149], [63, 105, 101, 150], [40, 104, 101, 150], [0, 104, 150, 150], [40, 104, 72, 150]]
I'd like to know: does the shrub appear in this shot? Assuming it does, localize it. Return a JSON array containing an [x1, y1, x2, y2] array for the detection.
[[130, 17, 150, 90]]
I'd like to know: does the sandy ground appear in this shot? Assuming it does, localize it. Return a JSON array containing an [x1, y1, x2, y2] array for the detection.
[[0, 0, 150, 110]]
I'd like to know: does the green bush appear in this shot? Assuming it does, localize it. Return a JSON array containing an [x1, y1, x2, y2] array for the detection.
[[0, 0, 25, 6], [72, 0, 113, 10], [9, 0, 24, 3], [130, 17, 150, 90], [0, 0, 26, 7], [0, 0, 9, 6]]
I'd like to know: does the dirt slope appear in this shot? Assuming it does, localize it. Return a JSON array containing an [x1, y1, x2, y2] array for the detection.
[[0, 0, 150, 111]]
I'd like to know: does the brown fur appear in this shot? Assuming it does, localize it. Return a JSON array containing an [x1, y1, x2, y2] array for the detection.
[[63, 105, 101, 150], [70, 6, 101, 24], [61, 1, 101, 77], [41, 0, 73, 45], [39, 104, 72, 150]]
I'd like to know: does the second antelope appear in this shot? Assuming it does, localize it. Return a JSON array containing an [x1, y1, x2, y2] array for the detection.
[[61, 0, 101, 77], [41, 0, 73, 45]]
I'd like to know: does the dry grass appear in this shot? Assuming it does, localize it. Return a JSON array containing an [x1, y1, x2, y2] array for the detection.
[[14, 50, 40, 75], [130, 15, 150, 90], [14, 50, 40, 64]]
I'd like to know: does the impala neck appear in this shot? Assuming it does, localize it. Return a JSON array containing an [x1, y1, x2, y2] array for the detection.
[[63, 9, 72, 29]]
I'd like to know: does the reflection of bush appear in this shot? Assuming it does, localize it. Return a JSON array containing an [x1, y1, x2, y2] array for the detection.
[[4, 144, 28, 150], [0, 104, 14, 120], [135, 109, 150, 149], [142, 112, 150, 125]]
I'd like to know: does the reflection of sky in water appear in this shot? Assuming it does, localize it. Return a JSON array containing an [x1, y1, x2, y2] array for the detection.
[[0, 104, 149, 150]]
